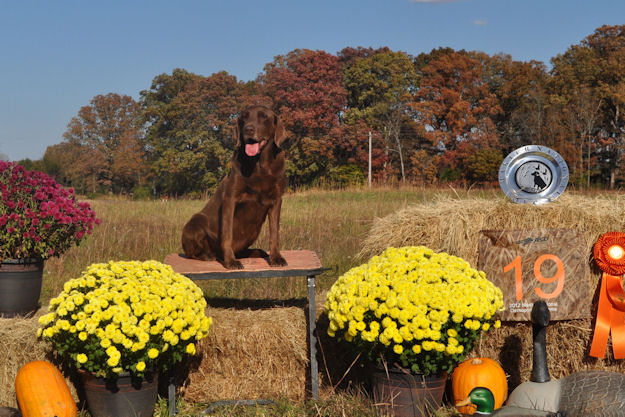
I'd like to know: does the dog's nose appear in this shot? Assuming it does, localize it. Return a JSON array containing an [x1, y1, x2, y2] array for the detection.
[[244, 125, 255, 137]]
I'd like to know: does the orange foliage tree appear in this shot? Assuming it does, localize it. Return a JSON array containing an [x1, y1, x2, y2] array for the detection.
[[260, 49, 347, 186], [61, 93, 144, 194], [414, 50, 502, 181]]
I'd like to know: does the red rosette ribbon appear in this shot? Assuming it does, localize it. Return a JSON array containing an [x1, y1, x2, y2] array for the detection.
[[590, 232, 625, 359]]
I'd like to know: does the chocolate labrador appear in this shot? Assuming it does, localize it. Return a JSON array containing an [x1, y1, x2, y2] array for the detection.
[[181, 105, 288, 269]]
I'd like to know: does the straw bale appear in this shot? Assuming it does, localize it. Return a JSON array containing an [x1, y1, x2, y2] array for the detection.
[[0, 305, 309, 408], [359, 194, 625, 389], [359, 194, 625, 264], [179, 306, 308, 402], [0, 310, 63, 407]]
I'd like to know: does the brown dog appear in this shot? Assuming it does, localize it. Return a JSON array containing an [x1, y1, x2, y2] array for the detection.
[[181, 106, 288, 269]]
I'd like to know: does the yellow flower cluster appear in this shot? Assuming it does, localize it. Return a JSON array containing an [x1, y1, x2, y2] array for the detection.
[[38, 260, 213, 377], [325, 246, 503, 374]]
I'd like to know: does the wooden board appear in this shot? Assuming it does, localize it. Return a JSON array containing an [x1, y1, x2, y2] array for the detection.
[[163, 250, 325, 279], [478, 228, 590, 321]]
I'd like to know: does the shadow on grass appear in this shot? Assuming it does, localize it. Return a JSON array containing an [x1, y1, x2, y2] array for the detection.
[[204, 296, 308, 310]]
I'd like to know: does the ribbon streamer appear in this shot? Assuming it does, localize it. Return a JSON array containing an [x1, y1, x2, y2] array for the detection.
[[590, 232, 625, 359]]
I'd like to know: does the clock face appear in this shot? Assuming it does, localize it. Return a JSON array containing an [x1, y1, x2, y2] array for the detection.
[[499, 145, 568, 205], [514, 161, 553, 193]]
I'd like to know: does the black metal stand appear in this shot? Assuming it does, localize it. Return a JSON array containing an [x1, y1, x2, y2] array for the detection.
[[168, 373, 177, 416]]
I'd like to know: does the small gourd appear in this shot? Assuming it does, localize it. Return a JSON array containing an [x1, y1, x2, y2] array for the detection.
[[452, 357, 507, 415], [15, 361, 77, 417]]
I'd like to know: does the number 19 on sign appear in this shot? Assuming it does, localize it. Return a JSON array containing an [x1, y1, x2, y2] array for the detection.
[[503, 254, 565, 301]]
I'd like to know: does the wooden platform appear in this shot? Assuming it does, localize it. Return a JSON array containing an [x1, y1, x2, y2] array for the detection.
[[163, 250, 324, 279]]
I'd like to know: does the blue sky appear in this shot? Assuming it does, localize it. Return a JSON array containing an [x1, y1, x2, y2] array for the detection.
[[1, 0, 624, 161]]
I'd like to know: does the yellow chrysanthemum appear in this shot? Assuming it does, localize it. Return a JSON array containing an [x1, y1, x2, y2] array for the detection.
[[37, 260, 213, 377], [324, 246, 504, 375]]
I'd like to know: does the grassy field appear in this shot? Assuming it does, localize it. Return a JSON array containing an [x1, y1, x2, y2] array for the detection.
[[40, 186, 500, 417], [42, 186, 499, 302]]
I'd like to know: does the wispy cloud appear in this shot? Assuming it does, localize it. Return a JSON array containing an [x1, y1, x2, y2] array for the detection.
[[472, 18, 488, 26]]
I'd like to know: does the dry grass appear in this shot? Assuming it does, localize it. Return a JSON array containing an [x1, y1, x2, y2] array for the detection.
[[42, 186, 486, 301], [42, 199, 184, 300]]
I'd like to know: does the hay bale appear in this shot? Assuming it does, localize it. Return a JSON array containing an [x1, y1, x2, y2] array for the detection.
[[0, 311, 54, 407], [0, 305, 310, 407], [359, 194, 625, 264], [177, 306, 308, 402], [358, 194, 625, 389]]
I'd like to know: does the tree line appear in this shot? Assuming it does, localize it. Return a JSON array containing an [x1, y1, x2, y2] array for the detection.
[[16, 24, 625, 196]]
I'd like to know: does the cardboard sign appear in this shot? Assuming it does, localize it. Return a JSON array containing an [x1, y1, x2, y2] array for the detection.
[[478, 229, 590, 321]]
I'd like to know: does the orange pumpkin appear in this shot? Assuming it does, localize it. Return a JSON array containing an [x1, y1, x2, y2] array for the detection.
[[15, 361, 77, 417], [452, 357, 508, 415]]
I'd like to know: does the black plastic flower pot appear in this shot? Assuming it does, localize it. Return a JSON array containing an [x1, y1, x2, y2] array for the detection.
[[370, 364, 447, 417], [80, 370, 159, 417], [0, 258, 43, 317]]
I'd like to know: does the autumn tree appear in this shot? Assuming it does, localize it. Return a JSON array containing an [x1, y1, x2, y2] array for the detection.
[[564, 88, 602, 187], [413, 50, 501, 181], [260, 49, 347, 186], [40, 141, 107, 194], [337, 46, 392, 67], [413, 47, 458, 73], [40, 142, 85, 191], [140, 69, 264, 195], [140, 69, 201, 195], [328, 121, 387, 184], [163, 72, 249, 194], [112, 131, 147, 192], [551, 25, 625, 188], [409, 150, 440, 185], [342, 50, 421, 181], [62, 93, 144, 194], [14, 158, 41, 171], [40, 143, 68, 182], [476, 53, 550, 153]]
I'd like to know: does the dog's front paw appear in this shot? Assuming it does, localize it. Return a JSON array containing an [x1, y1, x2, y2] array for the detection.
[[224, 259, 244, 270], [270, 255, 288, 267]]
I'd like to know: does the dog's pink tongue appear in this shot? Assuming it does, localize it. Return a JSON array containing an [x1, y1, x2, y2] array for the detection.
[[245, 142, 260, 156]]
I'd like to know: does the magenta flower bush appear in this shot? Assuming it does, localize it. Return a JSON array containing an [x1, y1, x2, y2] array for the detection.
[[0, 161, 99, 261]]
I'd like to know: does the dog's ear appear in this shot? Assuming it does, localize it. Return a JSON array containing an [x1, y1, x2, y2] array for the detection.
[[233, 116, 242, 148], [274, 115, 287, 148]]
